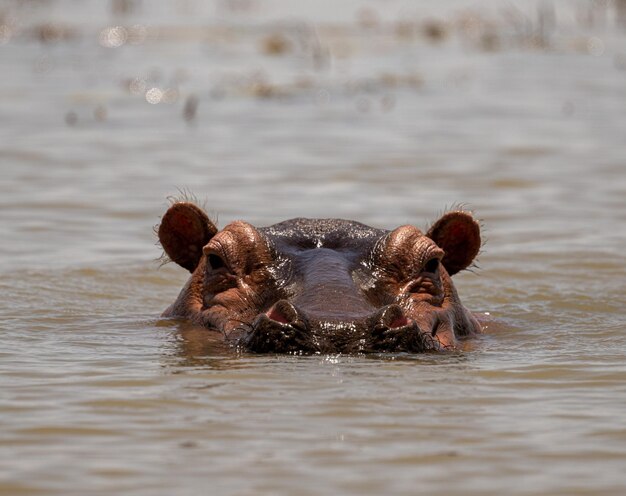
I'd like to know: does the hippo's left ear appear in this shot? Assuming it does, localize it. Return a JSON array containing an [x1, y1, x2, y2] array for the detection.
[[158, 202, 218, 272], [426, 211, 481, 276]]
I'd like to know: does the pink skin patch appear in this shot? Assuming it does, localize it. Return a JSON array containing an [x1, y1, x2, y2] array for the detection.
[[389, 316, 409, 329], [267, 307, 290, 325]]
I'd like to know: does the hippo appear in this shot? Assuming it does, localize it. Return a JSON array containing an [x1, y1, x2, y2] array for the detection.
[[158, 201, 482, 354]]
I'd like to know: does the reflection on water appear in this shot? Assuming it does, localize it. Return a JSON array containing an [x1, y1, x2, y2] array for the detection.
[[1, 0, 626, 495], [161, 319, 241, 369]]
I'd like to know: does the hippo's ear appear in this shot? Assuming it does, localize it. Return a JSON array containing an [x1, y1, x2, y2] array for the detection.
[[426, 211, 480, 276], [158, 202, 218, 272]]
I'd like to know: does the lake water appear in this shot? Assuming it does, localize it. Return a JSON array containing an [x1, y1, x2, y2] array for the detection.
[[1, 0, 626, 494]]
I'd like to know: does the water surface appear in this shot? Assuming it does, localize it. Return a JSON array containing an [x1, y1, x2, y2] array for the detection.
[[1, 1, 625, 494]]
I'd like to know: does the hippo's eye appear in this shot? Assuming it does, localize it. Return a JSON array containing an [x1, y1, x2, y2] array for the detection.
[[208, 253, 227, 271], [423, 258, 439, 274], [404, 256, 443, 302]]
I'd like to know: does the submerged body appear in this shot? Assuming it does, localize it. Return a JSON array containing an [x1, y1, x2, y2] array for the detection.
[[158, 202, 482, 353]]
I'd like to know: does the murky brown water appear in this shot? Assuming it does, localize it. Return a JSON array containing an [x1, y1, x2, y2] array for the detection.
[[1, 0, 626, 494]]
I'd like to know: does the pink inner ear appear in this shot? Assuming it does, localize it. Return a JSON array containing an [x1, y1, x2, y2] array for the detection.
[[267, 307, 290, 325]]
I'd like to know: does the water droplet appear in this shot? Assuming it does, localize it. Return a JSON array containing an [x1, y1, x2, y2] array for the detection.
[[145, 87, 163, 104], [99, 26, 128, 48]]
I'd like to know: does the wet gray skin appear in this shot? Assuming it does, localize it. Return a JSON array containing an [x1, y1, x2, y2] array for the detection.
[[158, 202, 482, 354]]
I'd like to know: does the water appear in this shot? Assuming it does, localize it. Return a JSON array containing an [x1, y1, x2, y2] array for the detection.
[[1, 0, 626, 494]]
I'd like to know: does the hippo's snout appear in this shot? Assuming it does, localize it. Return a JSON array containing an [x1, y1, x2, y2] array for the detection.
[[243, 300, 441, 354], [368, 305, 441, 353], [243, 300, 312, 353]]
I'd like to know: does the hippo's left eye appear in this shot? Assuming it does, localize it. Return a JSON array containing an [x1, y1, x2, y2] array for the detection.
[[204, 249, 237, 293], [401, 252, 443, 300], [423, 258, 439, 274], [208, 253, 227, 271], [205, 248, 233, 274]]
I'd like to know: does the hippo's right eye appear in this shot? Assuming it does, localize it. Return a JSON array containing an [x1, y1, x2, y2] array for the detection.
[[208, 253, 227, 271], [423, 258, 439, 274], [204, 249, 237, 293]]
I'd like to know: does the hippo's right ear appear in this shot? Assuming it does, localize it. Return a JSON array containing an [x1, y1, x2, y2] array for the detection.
[[426, 211, 481, 276], [158, 202, 218, 272]]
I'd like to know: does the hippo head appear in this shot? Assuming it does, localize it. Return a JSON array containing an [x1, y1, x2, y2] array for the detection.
[[158, 202, 482, 354]]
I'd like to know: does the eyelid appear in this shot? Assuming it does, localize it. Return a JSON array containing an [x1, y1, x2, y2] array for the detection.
[[202, 241, 220, 257], [203, 236, 232, 260], [419, 245, 444, 268]]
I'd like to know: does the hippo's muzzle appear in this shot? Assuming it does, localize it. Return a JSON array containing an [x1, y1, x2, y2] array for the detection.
[[242, 300, 441, 354]]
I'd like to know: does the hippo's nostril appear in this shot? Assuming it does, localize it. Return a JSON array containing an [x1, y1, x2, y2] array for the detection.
[[266, 299, 301, 326], [372, 304, 410, 331], [389, 315, 409, 329], [245, 301, 316, 354], [267, 307, 289, 325]]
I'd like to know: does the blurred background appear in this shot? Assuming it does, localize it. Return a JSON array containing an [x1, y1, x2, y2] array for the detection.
[[1, 0, 625, 269], [1, 1, 626, 495]]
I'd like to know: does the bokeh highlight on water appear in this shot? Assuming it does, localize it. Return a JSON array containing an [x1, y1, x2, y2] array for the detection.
[[1, 1, 625, 494]]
